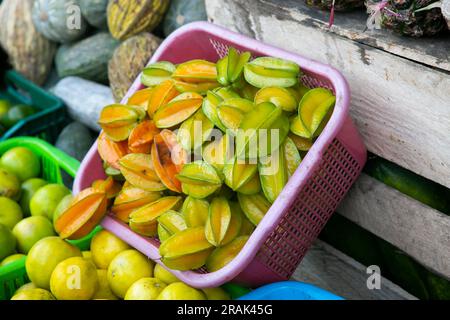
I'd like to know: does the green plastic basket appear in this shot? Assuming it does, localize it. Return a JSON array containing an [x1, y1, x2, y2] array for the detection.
[[0, 70, 68, 143], [0, 137, 99, 300]]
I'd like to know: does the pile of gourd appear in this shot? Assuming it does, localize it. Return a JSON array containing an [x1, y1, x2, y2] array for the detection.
[[0, 0, 207, 102], [54, 47, 336, 273]]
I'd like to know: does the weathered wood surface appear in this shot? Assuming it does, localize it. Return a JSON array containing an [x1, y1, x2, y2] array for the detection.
[[294, 240, 417, 300], [205, 0, 450, 190], [338, 173, 450, 280]]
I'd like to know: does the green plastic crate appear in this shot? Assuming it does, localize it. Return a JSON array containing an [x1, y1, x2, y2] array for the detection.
[[0, 137, 99, 300], [0, 70, 68, 143]]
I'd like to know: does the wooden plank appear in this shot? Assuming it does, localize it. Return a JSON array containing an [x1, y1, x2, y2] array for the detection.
[[337, 173, 450, 280], [294, 240, 417, 300], [206, 0, 450, 189]]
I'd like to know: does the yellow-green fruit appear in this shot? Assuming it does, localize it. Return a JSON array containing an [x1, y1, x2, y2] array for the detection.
[[30, 184, 70, 220], [157, 282, 206, 300], [82, 251, 94, 265], [11, 288, 55, 300], [202, 287, 231, 300], [15, 282, 37, 294], [52, 194, 73, 228], [0, 168, 21, 200], [13, 216, 55, 254], [92, 269, 118, 300], [26, 237, 82, 290], [154, 263, 179, 284], [0, 223, 16, 261], [125, 277, 167, 300], [107, 249, 154, 298], [0, 197, 22, 230], [19, 178, 48, 217], [50, 257, 99, 300], [0, 253, 26, 267], [91, 230, 131, 269], [0, 147, 40, 182]]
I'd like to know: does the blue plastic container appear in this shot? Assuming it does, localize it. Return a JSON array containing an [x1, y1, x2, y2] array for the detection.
[[238, 281, 343, 300]]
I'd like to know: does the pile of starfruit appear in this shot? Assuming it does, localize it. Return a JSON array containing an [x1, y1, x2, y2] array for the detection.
[[55, 47, 336, 272]]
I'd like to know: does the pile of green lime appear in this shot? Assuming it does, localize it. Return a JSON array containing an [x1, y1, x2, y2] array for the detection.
[[0, 146, 72, 266], [0, 99, 36, 135]]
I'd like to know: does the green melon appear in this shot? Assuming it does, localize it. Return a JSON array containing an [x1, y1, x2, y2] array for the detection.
[[163, 0, 207, 37]]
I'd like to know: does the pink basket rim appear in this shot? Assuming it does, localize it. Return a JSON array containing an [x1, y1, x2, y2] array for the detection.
[[74, 21, 351, 288]]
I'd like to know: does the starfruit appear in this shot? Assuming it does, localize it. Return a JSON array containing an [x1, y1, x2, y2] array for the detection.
[[290, 115, 311, 139], [177, 109, 214, 151], [111, 186, 162, 223], [254, 87, 298, 112], [152, 130, 187, 192], [127, 87, 153, 111], [141, 61, 176, 87], [119, 153, 166, 191], [217, 47, 251, 88], [174, 80, 220, 95], [221, 202, 243, 245], [91, 176, 122, 200], [299, 88, 335, 137], [129, 196, 182, 237], [288, 82, 310, 102], [153, 92, 203, 128], [148, 80, 179, 116], [283, 137, 301, 177], [172, 60, 217, 83], [128, 120, 160, 154], [160, 226, 214, 270], [177, 161, 222, 199], [288, 133, 313, 152], [236, 172, 261, 195], [98, 104, 144, 141], [205, 197, 231, 246], [238, 83, 259, 101], [55, 188, 108, 240], [97, 132, 129, 170], [238, 210, 255, 236], [157, 210, 187, 242], [223, 156, 258, 191], [258, 149, 288, 203], [244, 57, 300, 88], [216, 98, 254, 131], [237, 193, 271, 226], [181, 196, 209, 228], [206, 236, 249, 272], [202, 134, 233, 173], [236, 102, 284, 159], [202, 88, 240, 132]]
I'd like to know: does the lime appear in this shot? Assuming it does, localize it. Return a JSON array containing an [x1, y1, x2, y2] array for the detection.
[[52, 194, 73, 228], [125, 278, 167, 300], [0, 99, 11, 118], [13, 216, 56, 254], [0, 253, 26, 267], [0, 223, 16, 261], [20, 178, 48, 217], [92, 269, 118, 300], [50, 257, 99, 300], [0, 104, 35, 128], [91, 230, 130, 269], [107, 249, 154, 299], [0, 168, 21, 200], [11, 288, 56, 300], [26, 236, 81, 290], [30, 184, 70, 219], [157, 282, 206, 300], [154, 263, 179, 284], [202, 287, 231, 300], [0, 147, 40, 181], [0, 196, 23, 229], [15, 282, 38, 294]]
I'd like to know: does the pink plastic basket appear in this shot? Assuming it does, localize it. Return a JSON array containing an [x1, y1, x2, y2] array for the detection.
[[74, 22, 366, 288]]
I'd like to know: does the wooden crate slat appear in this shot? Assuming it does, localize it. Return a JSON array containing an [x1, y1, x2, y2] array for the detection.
[[205, 0, 450, 190], [294, 240, 417, 300], [338, 173, 450, 280]]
